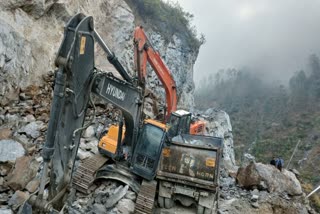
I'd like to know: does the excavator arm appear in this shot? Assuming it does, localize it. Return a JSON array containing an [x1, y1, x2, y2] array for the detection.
[[134, 26, 177, 120], [27, 14, 143, 212]]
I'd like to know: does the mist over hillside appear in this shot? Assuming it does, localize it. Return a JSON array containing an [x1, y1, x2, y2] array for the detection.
[[195, 53, 320, 210]]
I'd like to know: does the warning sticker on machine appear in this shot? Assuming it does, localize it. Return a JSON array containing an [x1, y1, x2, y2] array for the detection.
[[206, 158, 216, 167], [80, 36, 86, 55], [162, 148, 171, 157]]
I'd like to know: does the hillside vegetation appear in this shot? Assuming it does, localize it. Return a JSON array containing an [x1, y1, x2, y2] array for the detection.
[[195, 54, 320, 210], [125, 0, 205, 50]]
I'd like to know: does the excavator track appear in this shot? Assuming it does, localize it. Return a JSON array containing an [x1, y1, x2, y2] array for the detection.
[[72, 154, 108, 194], [135, 180, 157, 214]]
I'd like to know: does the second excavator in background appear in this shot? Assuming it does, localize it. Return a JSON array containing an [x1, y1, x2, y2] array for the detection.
[[98, 25, 207, 160]]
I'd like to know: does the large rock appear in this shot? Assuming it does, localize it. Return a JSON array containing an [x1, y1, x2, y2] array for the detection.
[[0, 128, 12, 140], [236, 162, 302, 196], [116, 198, 135, 214], [8, 190, 29, 210], [0, 139, 25, 162], [105, 185, 129, 208], [202, 108, 237, 172], [7, 156, 39, 190], [18, 121, 44, 139], [0, 208, 13, 214]]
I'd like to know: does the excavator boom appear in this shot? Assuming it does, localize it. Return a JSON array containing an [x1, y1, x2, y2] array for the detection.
[[134, 26, 177, 120]]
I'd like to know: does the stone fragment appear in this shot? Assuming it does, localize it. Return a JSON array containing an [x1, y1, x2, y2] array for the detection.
[[0, 140, 25, 162], [7, 156, 39, 190], [25, 114, 36, 123], [77, 149, 91, 160], [5, 114, 19, 124], [25, 179, 40, 193], [84, 140, 99, 154], [125, 191, 136, 200], [0, 163, 13, 176], [8, 190, 29, 208], [18, 121, 44, 139], [251, 202, 259, 208], [23, 85, 40, 97], [116, 198, 135, 214], [0, 128, 12, 140], [0, 208, 13, 214], [251, 194, 259, 202], [83, 125, 95, 138], [36, 156, 43, 163], [105, 185, 129, 208], [92, 203, 107, 213]]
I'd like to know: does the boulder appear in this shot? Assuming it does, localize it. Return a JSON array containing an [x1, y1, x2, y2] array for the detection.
[[7, 156, 39, 190], [77, 149, 91, 160], [116, 198, 135, 214], [18, 121, 44, 139], [83, 125, 95, 138], [0, 208, 13, 214], [0, 128, 12, 140], [105, 185, 129, 208], [236, 162, 302, 196], [8, 190, 29, 209], [199, 108, 237, 172], [25, 179, 40, 193], [92, 203, 107, 213], [0, 139, 25, 162]]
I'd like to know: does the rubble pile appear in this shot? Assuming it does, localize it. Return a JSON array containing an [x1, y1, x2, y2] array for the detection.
[[218, 161, 316, 214], [0, 73, 56, 213], [0, 73, 115, 213], [69, 181, 136, 214]]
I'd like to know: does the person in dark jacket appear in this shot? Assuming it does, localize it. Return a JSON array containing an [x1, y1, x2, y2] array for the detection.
[[270, 157, 277, 166]]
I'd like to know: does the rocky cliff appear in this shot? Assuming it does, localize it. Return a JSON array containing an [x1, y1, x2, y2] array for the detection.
[[0, 0, 196, 110]]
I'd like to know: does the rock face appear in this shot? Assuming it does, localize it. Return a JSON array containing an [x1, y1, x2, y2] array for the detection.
[[237, 162, 302, 196], [200, 108, 237, 172], [137, 32, 197, 110], [0, 0, 197, 111]]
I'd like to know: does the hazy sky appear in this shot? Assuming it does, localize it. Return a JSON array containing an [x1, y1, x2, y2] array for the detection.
[[174, 0, 320, 84]]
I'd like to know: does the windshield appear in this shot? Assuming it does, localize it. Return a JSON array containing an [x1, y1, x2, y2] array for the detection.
[[167, 114, 180, 137], [138, 124, 165, 157]]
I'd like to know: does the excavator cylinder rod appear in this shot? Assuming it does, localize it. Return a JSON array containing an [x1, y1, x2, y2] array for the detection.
[[94, 30, 132, 83]]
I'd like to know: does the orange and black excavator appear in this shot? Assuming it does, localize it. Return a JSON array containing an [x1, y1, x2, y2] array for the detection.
[[133, 26, 206, 136]]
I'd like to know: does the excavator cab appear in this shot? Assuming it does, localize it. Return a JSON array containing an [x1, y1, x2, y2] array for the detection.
[[167, 110, 192, 138], [131, 119, 168, 180]]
